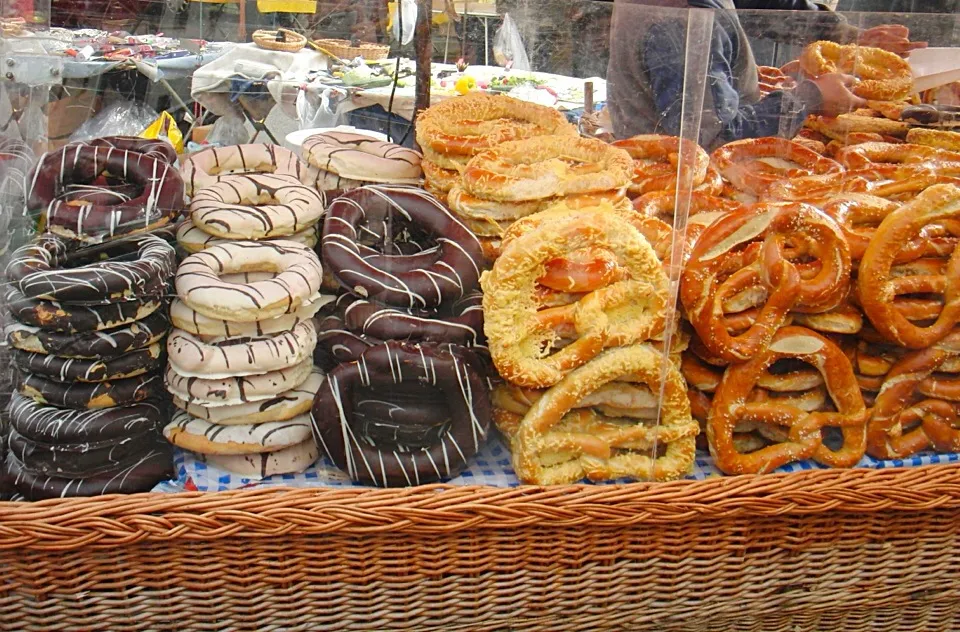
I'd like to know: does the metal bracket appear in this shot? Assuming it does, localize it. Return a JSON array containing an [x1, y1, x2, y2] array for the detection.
[[0, 55, 64, 86]]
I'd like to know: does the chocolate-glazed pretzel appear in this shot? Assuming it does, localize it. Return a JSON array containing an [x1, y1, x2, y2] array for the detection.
[[8, 393, 165, 444], [61, 136, 178, 165], [12, 344, 163, 382], [18, 372, 166, 409], [313, 292, 484, 369], [8, 309, 170, 358], [322, 185, 484, 308], [8, 426, 160, 478], [311, 341, 491, 486], [6, 234, 176, 303], [5, 445, 172, 500], [4, 287, 163, 333], [27, 144, 184, 241]]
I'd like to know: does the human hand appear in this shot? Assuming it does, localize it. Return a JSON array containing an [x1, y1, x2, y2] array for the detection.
[[809, 73, 867, 116], [858, 24, 927, 57]]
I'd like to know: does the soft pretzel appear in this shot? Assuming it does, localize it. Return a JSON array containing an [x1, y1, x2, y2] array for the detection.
[[506, 344, 697, 485], [680, 203, 851, 362], [800, 41, 913, 101], [481, 206, 668, 388], [806, 114, 911, 141], [709, 326, 867, 474], [611, 135, 709, 196], [711, 137, 843, 196], [834, 142, 960, 169], [858, 184, 960, 348], [461, 135, 633, 202], [416, 93, 577, 158], [906, 128, 960, 153], [868, 330, 960, 459], [821, 193, 900, 261]]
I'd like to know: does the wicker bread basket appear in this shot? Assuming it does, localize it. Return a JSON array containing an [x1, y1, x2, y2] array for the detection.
[[315, 38, 390, 61], [253, 28, 307, 53], [3, 464, 960, 630]]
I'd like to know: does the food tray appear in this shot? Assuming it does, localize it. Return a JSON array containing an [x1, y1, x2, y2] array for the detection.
[[2, 465, 960, 631]]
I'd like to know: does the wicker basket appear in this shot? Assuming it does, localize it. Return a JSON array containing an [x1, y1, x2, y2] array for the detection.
[[253, 28, 307, 53], [3, 464, 960, 630], [315, 38, 390, 61]]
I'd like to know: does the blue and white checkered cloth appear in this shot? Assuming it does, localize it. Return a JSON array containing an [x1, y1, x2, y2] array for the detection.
[[152, 436, 960, 493]]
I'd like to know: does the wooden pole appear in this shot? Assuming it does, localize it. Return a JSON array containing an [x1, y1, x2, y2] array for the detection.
[[414, 0, 432, 129]]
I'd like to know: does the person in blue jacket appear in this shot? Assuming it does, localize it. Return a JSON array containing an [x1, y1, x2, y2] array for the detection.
[[606, 0, 925, 149]]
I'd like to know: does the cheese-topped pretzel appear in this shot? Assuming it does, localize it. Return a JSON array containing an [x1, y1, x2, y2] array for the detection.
[[611, 134, 709, 196], [709, 326, 867, 475], [461, 135, 633, 202], [499, 201, 672, 292], [506, 343, 698, 485], [858, 184, 960, 348], [632, 190, 744, 224], [800, 41, 913, 101], [416, 92, 577, 158], [680, 203, 851, 362], [834, 142, 960, 169], [482, 208, 668, 388], [711, 137, 843, 196], [907, 128, 960, 153], [868, 331, 960, 459]]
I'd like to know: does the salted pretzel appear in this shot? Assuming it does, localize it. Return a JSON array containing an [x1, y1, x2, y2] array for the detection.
[[696, 166, 725, 196], [709, 326, 867, 474], [416, 92, 577, 158], [821, 194, 900, 261], [800, 41, 913, 101], [858, 184, 960, 348], [868, 331, 960, 459], [461, 135, 633, 202], [834, 142, 960, 169], [504, 343, 697, 485], [680, 203, 851, 362], [711, 137, 843, 196], [632, 190, 744, 224], [482, 207, 668, 388], [611, 135, 710, 196]]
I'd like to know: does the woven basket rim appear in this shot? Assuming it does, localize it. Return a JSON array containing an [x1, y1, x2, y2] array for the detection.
[[2, 463, 960, 550]]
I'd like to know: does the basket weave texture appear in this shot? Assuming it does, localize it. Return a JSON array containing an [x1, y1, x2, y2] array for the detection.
[[2, 465, 960, 630], [253, 28, 307, 52], [315, 38, 390, 60]]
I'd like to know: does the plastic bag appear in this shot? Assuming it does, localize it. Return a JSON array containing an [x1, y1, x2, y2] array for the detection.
[[141, 111, 184, 154], [493, 14, 531, 71], [70, 100, 160, 144], [388, 0, 417, 46], [296, 87, 346, 130], [205, 112, 249, 147]]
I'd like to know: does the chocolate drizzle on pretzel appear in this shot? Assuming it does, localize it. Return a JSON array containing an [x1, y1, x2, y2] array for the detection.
[[311, 341, 491, 487], [27, 143, 184, 242], [8, 393, 164, 444], [8, 309, 170, 358], [6, 234, 176, 303], [322, 185, 484, 308], [18, 371, 166, 409], [4, 287, 162, 333]]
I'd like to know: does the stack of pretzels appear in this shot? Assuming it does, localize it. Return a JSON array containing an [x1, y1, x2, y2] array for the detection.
[[177, 144, 333, 254], [162, 240, 328, 478], [312, 184, 493, 487], [417, 94, 638, 261], [673, 128, 960, 474], [4, 230, 180, 497], [301, 131, 423, 190], [482, 200, 698, 485]]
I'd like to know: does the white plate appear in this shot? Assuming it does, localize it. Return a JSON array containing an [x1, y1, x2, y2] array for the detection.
[[285, 126, 390, 148]]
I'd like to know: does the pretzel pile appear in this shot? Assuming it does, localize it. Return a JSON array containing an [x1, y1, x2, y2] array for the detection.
[[673, 124, 960, 472], [418, 94, 637, 261], [482, 203, 698, 484]]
